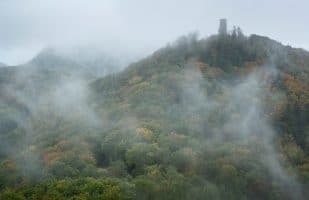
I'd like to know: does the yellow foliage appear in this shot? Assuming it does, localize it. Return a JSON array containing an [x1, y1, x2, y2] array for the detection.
[[128, 75, 143, 85], [298, 162, 309, 179], [136, 127, 154, 141]]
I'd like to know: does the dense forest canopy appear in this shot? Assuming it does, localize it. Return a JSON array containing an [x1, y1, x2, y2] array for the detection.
[[0, 23, 308, 200]]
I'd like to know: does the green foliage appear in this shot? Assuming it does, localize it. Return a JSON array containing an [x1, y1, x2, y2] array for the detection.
[[0, 178, 135, 200], [0, 29, 309, 199]]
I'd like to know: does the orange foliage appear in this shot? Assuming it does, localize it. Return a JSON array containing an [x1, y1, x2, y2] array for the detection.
[[283, 73, 309, 110], [192, 61, 208, 70], [2, 160, 16, 169], [284, 73, 308, 96], [42, 152, 62, 166], [80, 152, 95, 163], [237, 61, 259, 75]]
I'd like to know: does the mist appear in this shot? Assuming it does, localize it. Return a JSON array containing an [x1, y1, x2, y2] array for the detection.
[[0, 1, 308, 199], [1, 0, 308, 65], [0, 38, 307, 200], [179, 64, 303, 199]]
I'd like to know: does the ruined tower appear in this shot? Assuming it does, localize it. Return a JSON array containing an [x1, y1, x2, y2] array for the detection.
[[218, 19, 227, 35]]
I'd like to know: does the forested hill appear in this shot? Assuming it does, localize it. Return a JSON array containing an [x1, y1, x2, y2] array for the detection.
[[0, 28, 308, 200], [92, 31, 308, 150], [93, 31, 309, 93]]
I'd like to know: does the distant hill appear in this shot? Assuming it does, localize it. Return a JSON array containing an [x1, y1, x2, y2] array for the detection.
[[28, 47, 121, 79], [0, 47, 123, 138], [0, 46, 123, 100]]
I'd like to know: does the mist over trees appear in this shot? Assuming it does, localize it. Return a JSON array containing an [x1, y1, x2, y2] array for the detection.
[[0, 20, 308, 200]]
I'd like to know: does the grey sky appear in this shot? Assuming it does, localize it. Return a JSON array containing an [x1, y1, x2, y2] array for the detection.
[[0, 0, 308, 65]]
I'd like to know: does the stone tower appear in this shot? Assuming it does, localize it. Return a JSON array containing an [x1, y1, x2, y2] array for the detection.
[[218, 19, 227, 35]]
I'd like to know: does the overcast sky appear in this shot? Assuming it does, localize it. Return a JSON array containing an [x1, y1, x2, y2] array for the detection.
[[0, 0, 308, 65]]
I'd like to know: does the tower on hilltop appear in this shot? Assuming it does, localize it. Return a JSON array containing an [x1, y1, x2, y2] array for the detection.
[[218, 19, 227, 35]]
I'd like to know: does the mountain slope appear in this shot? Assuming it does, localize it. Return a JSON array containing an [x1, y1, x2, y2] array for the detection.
[[89, 32, 309, 199], [0, 30, 308, 200], [92, 33, 308, 150]]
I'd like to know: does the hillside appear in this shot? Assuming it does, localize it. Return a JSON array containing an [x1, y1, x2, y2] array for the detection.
[[0, 29, 308, 200]]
